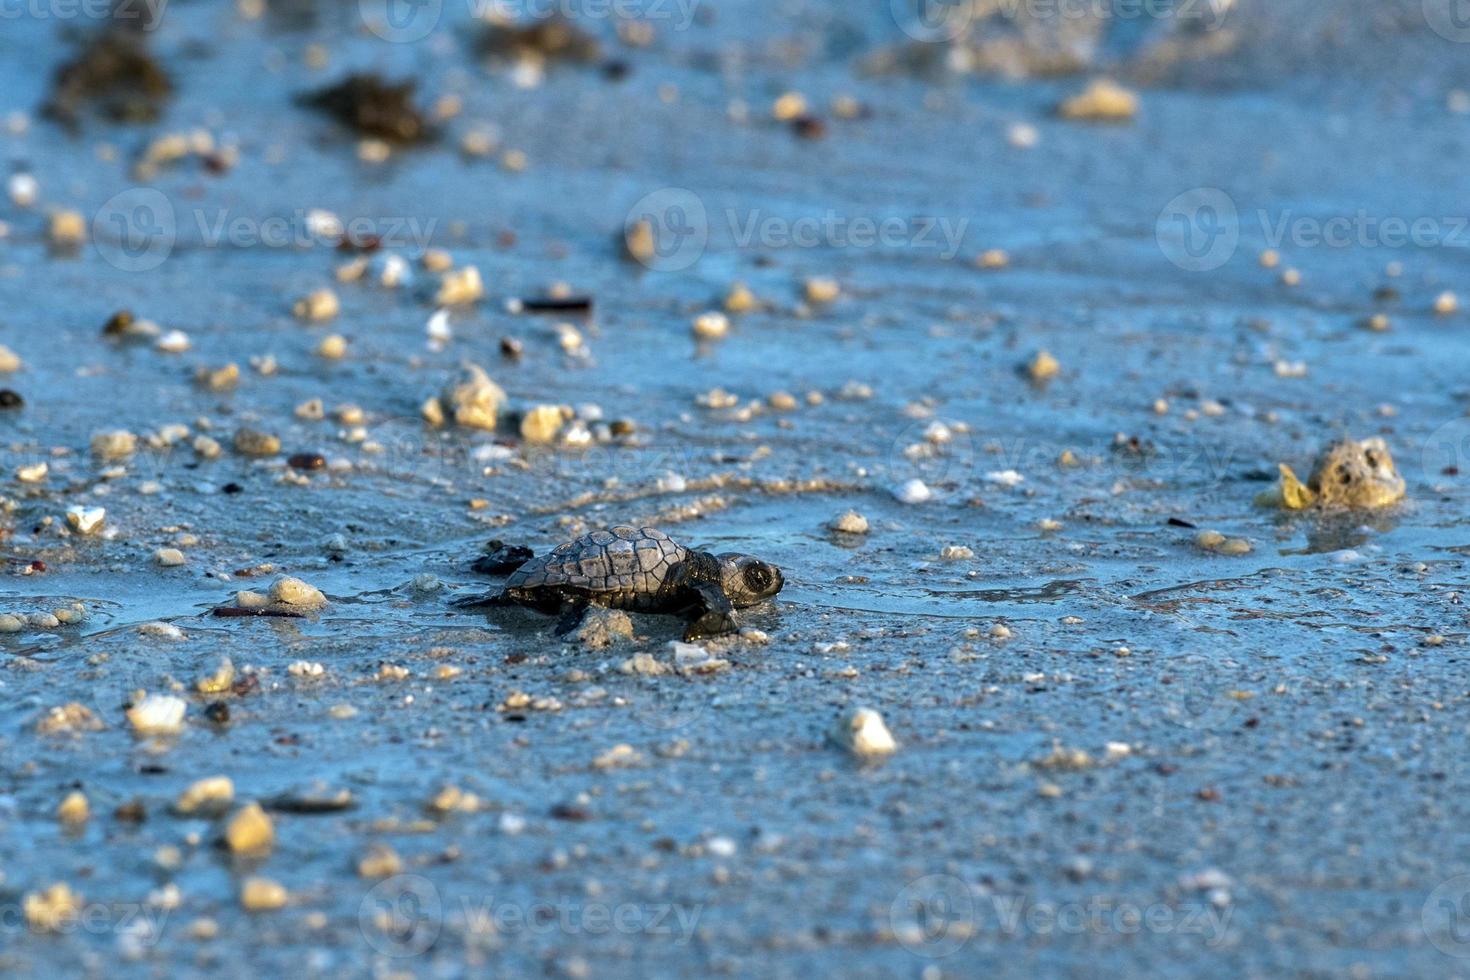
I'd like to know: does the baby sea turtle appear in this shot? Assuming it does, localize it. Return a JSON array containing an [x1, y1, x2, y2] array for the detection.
[[452, 526, 784, 641]]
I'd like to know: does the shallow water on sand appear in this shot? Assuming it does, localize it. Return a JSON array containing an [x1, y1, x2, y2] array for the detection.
[[3, 1, 1470, 975]]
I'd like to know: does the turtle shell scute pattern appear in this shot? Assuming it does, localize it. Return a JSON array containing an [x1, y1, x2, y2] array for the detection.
[[506, 526, 687, 606]]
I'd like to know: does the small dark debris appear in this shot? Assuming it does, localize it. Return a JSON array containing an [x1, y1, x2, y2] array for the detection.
[[102, 310, 134, 336], [300, 74, 433, 144], [500, 337, 524, 359], [204, 701, 231, 724], [0, 390, 23, 409], [45, 28, 172, 127], [264, 786, 355, 813], [114, 798, 146, 823], [513, 296, 593, 314], [792, 115, 827, 139], [550, 802, 591, 821], [288, 452, 327, 471], [212, 606, 305, 619], [1167, 517, 1197, 529], [221, 482, 243, 494]]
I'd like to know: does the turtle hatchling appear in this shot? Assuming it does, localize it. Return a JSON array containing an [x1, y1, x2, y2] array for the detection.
[[452, 526, 784, 641]]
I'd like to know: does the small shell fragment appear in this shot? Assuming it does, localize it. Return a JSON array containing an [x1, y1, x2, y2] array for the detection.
[[830, 707, 898, 758]]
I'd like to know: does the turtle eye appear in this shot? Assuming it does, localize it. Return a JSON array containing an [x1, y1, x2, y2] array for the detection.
[[744, 564, 772, 594]]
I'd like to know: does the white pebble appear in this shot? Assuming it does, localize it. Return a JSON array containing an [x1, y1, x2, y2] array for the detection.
[[127, 694, 187, 735], [984, 470, 1025, 488], [893, 479, 932, 504]]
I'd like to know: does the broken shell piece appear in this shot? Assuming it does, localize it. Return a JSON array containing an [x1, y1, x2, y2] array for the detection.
[[830, 511, 869, 534], [1026, 350, 1060, 381], [225, 802, 275, 855], [1057, 78, 1138, 122], [830, 707, 897, 758], [234, 429, 281, 456], [692, 311, 729, 340], [724, 282, 758, 313], [520, 404, 567, 443], [804, 277, 840, 304], [91, 429, 138, 459], [240, 877, 287, 912], [24, 883, 82, 932], [436, 266, 484, 305], [57, 791, 89, 825], [293, 288, 340, 322], [127, 694, 187, 735], [316, 334, 348, 359], [176, 776, 234, 816], [65, 506, 106, 535], [268, 576, 328, 612], [431, 363, 506, 431]]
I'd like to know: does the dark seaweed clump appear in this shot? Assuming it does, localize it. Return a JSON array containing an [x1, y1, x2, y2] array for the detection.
[[476, 17, 601, 64], [44, 28, 172, 126], [298, 74, 433, 144]]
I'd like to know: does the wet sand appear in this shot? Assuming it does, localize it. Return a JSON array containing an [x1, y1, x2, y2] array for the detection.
[[3, 0, 1470, 975]]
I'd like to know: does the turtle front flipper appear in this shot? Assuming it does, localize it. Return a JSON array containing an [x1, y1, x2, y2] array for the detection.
[[681, 581, 737, 641], [450, 590, 515, 609]]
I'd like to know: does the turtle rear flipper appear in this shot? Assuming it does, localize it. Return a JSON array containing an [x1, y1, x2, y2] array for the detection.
[[681, 581, 737, 642], [553, 603, 590, 637]]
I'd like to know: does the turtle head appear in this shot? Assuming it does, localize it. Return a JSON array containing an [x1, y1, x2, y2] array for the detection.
[[715, 553, 784, 607]]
